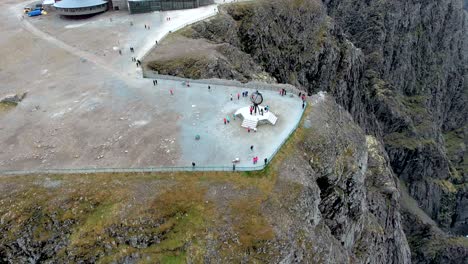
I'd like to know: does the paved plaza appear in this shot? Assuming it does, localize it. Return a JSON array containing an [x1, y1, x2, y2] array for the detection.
[[0, 0, 304, 171]]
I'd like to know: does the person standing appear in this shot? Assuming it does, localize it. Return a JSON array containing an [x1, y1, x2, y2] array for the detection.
[[250, 145, 254, 151], [170, 89, 174, 95], [224, 118, 227, 125], [237, 93, 240, 100], [302, 101, 305, 109], [208, 85, 211, 91], [230, 94, 233, 101]]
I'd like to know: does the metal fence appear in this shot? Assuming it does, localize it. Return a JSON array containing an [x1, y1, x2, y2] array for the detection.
[[142, 72, 301, 96], [0, 102, 306, 176]]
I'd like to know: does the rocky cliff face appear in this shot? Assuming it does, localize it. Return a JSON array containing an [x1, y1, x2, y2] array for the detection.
[[185, 0, 467, 231], [323, 0, 468, 235], [144, 0, 467, 261], [300, 94, 412, 263]]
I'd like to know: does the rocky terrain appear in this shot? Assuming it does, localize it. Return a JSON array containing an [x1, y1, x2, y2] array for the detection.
[[143, 0, 468, 262], [1, 0, 467, 263]]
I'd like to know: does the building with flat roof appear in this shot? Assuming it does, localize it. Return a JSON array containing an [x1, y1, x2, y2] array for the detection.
[[127, 0, 213, 14], [53, 0, 108, 16]]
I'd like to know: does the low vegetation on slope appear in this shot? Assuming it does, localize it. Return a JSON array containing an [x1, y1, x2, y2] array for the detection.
[[0, 107, 309, 263], [0, 95, 424, 263]]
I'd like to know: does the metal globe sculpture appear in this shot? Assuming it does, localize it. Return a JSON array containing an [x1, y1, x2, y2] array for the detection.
[[250, 91, 263, 105], [250, 91, 263, 114]]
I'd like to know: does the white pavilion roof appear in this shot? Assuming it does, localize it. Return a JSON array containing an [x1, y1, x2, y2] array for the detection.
[[54, 0, 107, 8]]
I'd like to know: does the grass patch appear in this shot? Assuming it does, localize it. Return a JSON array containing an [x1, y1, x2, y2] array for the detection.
[[173, 25, 196, 38], [443, 127, 467, 181], [147, 56, 211, 79], [400, 95, 427, 115], [0, 101, 17, 113], [226, 1, 257, 21], [231, 197, 274, 248], [434, 179, 457, 193], [384, 131, 435, 150]]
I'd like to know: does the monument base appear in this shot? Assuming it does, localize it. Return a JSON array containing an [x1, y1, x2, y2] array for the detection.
[[234, 105, 278, 129]]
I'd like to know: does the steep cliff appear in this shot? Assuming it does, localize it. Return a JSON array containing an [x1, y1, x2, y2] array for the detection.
[[323, 0, 468, 236], [0, 94, 413, 263], [143, 0, 468, 260]]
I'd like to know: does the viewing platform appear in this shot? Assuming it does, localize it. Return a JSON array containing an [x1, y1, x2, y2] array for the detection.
[[235, 106, 278, 129]]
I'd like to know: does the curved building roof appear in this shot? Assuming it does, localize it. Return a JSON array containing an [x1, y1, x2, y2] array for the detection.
[[54, 0, 108, 8]]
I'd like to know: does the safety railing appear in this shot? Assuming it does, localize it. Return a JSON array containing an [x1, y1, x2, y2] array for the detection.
[[142, 72, 301, 96], [0, 102, 306, 176]]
